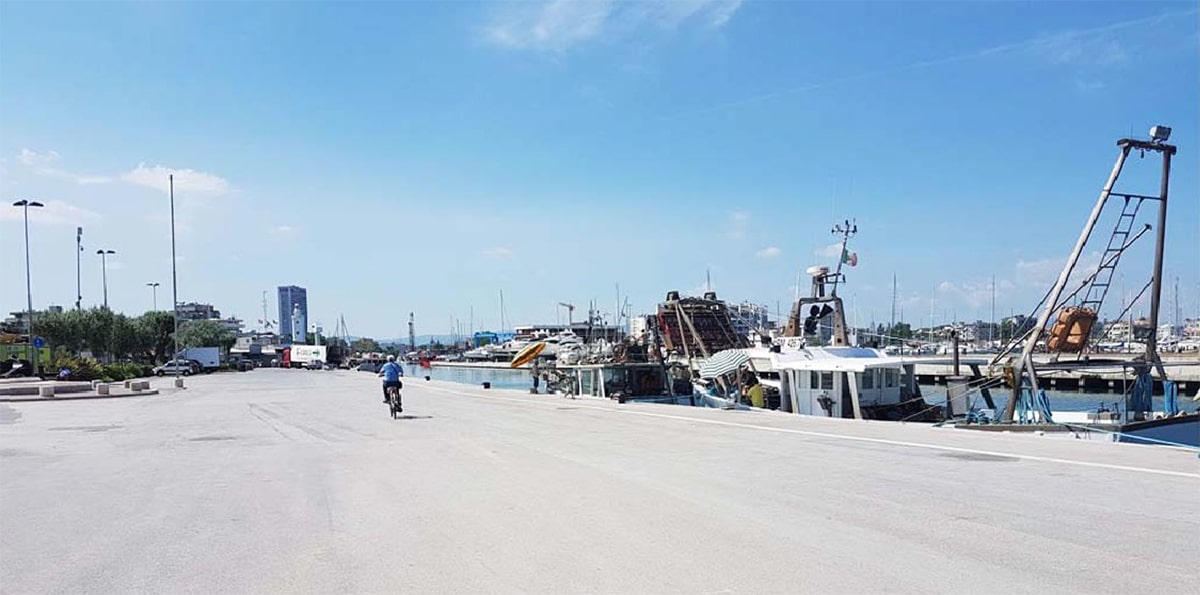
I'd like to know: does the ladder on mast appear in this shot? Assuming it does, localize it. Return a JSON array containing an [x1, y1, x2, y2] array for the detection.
[[1078, 195, 1147, 314]]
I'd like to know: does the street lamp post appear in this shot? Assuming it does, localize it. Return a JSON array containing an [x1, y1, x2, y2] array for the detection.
[[12, 200, 44, 375], [76, 226, 83, 310], [96, 249, 116, 309], [170, 174, 181, 386], [147, 282, 161, 311]]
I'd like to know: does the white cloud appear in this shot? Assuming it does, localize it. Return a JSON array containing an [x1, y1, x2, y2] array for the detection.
[[484, 0, 611, 51], [621, 0, 743, 29], [0, 200, 100, 226], [815, 243, 842, 258], [482, 0, 742, 51], [271, 225, 296, 236], [755, 246, 781, 259], [18, 149, 60, 170], [121, 163, 229, 196], [1015, 251, 1102, 288], [726, 210, 748, 240], [482, 247, 514, 258], [14, 150, 230, 196], [1033, 33, 1129, 70], [937, 280, 998, 310]]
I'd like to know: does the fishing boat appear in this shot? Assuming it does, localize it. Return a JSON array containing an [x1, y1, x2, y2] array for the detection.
[[979, 126, 1198, 448], [545, 360, 701, 406]]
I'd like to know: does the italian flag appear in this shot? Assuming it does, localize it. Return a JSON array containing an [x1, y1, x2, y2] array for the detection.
[[841, 248, 858, 267]]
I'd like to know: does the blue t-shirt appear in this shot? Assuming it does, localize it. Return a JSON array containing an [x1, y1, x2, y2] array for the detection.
[[380, 362, 404, 382]]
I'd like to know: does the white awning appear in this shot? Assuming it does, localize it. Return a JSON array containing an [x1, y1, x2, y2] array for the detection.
[[699, 349, 751, 379]]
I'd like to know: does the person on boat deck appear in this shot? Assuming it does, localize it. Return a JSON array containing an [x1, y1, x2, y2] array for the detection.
[[746, 375, 764, 408]]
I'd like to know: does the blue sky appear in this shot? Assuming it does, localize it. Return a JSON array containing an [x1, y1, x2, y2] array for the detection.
[[2, 1, 1197, 339]]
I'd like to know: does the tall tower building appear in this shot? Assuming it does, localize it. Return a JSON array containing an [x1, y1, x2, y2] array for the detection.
[[277, 285, 308, 344]]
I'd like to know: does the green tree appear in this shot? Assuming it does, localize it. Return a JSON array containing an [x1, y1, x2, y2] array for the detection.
[[37, 309, 88, 353], [137, 311, 176, 363], [886, 322, 913, 340], [108, 313, 142, 360], [176, 320, 236, 352], [80, 308, 116, 357], [351, 337, 381, 353]]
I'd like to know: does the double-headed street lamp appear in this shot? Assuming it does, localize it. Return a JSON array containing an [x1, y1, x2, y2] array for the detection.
[[146, 282, 161, 311], [12, 200, 44, 375], [96, 249, 116, 309]]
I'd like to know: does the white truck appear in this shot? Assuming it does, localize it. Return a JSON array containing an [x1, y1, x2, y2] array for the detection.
[[289, 344, 328, 369], [178, 347, 220, 372]]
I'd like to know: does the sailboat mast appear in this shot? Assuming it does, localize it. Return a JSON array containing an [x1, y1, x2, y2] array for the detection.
[[499, 290, 506, 333], [990, 274, 996, 345], [890, 274, 897, 343]]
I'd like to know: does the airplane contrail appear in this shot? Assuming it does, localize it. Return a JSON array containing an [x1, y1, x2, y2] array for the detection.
[[663, 8, 1197, 121]]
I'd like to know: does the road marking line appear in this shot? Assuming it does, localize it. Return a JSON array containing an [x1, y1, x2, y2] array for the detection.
[[418, 383, 1200, 480]]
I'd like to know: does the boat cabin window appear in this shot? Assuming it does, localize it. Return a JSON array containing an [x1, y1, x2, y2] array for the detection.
[[602, 368, 628, 396], [629, 369, 664, 396], [862, 369, 875, 390], [883, 369, 898, 388], [809, 371, 834, 390]]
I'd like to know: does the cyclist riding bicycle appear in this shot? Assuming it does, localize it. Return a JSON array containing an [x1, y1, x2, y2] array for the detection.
[[378, 355, 404, 407]]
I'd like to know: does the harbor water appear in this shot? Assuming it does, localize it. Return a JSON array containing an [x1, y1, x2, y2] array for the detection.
[[405, 364, 1200, 414]]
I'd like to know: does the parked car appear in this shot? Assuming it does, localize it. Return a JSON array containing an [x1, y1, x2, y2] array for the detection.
[[304, 359, 325, 370], [356, 362, 379, 373], [154, 361, 192, 376]]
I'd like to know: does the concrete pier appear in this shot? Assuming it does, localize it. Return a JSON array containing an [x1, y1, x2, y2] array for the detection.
[[1, 369, 1195, 593]]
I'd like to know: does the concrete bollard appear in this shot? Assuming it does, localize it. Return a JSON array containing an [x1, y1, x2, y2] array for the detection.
[[39, 385, 55, 398], [97, 384, 110, 395], [174, 377, 185, 388]]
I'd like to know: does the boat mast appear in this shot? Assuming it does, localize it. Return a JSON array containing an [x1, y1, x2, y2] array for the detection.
[[499, 290, 506, 333], [999, 127, 1174, 422], [828, 219, 856, 297], [1145, 135, 1173, 377], [890, 274, 897, 345]]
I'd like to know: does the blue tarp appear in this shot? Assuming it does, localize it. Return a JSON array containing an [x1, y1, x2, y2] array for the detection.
[[1163, 380, 1179, 416], [1015, 384, 1054, 424], [1130, 371, 1153, 413]]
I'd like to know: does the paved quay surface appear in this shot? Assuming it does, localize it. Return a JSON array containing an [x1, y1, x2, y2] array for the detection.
[[2, 369, 1197, 594]]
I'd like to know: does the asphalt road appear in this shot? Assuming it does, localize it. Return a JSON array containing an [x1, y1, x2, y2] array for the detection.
[[2, 369, 1197, 594]]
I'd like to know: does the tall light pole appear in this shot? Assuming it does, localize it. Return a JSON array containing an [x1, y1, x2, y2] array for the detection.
[[96, 249, 116, 309], [76, 226, 83, 310], [147, 282, 161, 311], [12, 200, 44, 375], [170, 174, 181, 383]]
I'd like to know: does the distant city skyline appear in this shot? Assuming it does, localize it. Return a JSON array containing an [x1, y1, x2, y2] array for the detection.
[[1, 2, 1196, 338]]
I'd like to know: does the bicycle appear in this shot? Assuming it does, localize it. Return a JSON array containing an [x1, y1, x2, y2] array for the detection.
[[386, 382, 403, 419]]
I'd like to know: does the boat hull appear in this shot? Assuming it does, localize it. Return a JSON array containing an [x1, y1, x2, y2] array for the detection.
[[1115, 414, 1200, 448]]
